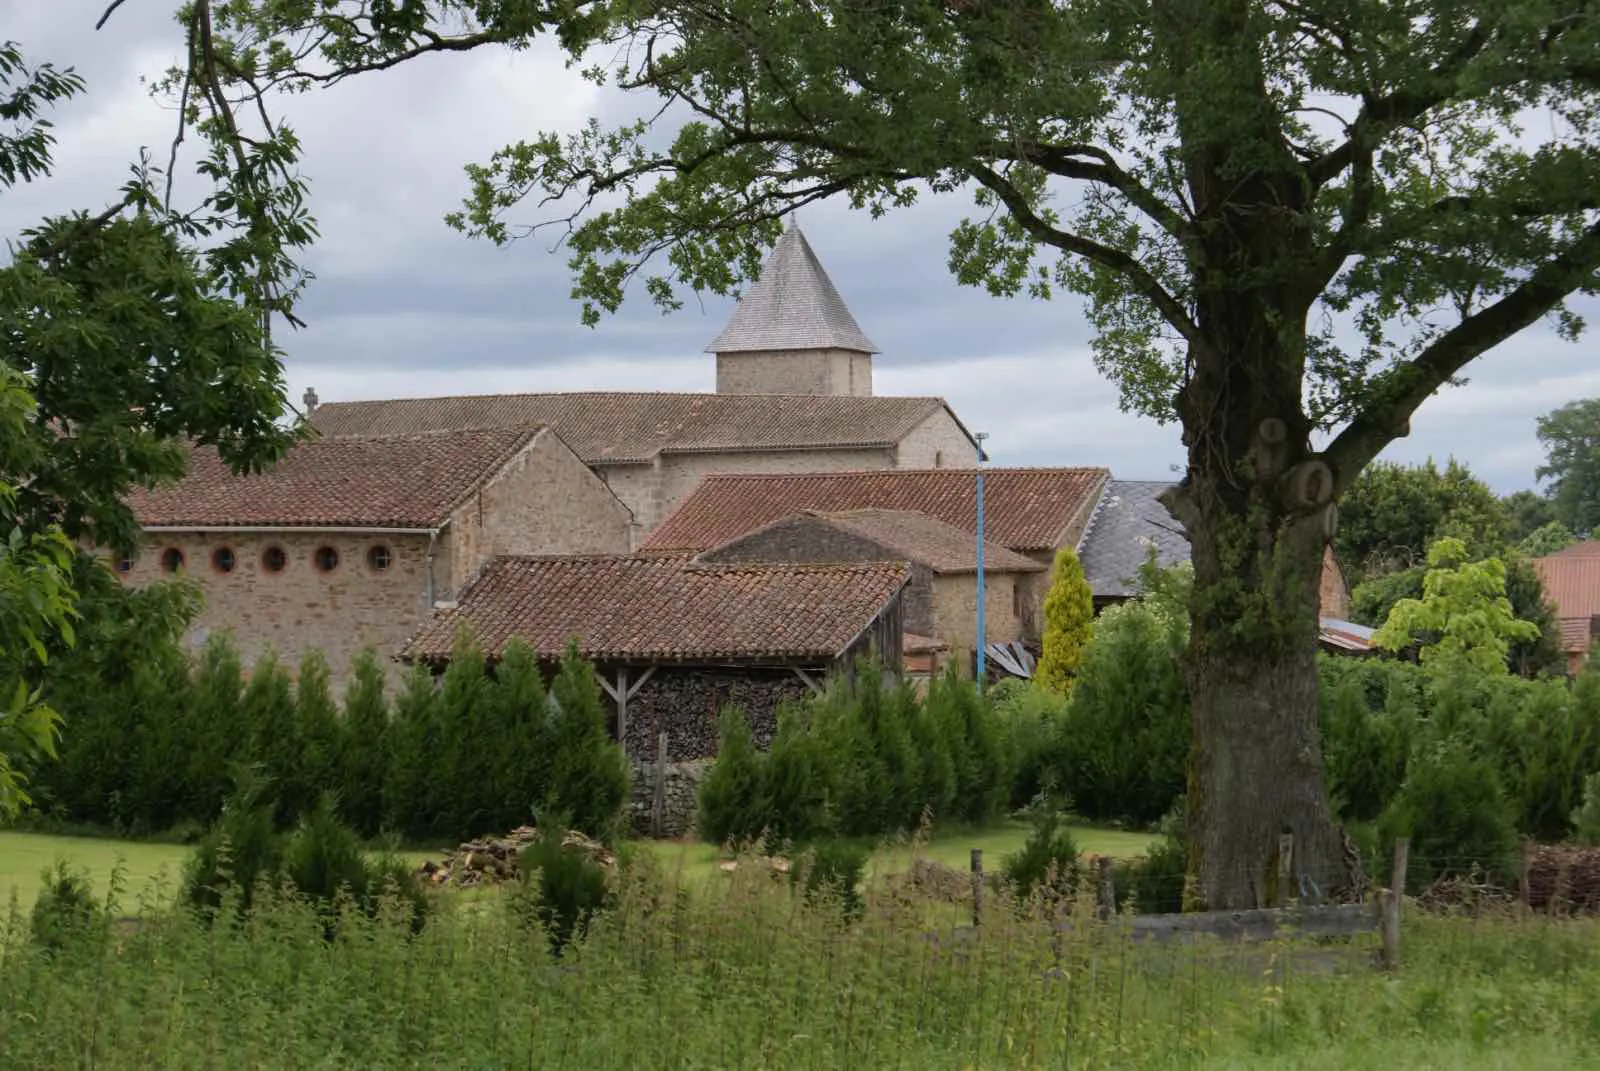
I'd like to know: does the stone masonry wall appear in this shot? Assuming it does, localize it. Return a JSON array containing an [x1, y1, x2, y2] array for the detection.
[[714, 348, 872, 397], [121, 530, 437, 691], [932, 571, 1029, 677], [893, 409, 981, 469], [627, 758, 712, 838], [448, 431, 633, 585], [698, 516, 936, 637]]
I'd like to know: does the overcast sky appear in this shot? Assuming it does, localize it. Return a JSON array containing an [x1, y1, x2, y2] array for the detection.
[[8, 3, 1598, 494]]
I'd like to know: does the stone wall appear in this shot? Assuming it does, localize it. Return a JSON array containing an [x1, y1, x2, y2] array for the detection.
[[626, 758, 712, 838], [119, 529, 438, 691], [893, 408, 981, 469], [932, 570, 1030, 676], [620, 666, 816, 761], [698, 517, 937, 637], [714, 348, 872, 397]]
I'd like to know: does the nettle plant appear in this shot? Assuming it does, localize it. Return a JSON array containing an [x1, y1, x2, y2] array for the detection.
[[187, 0, 1600, 907]]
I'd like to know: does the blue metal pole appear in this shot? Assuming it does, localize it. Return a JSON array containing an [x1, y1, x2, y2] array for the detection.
[[976, 459, 987, 685]]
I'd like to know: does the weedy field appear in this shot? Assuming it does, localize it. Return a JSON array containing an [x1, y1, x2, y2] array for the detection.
[[2, 851, 1597, 1070]]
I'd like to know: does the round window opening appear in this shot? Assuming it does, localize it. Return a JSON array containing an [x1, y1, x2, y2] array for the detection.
[[367, 544, 393, 572], [314, 546, 340, 572], [160, 547, 185, 574], [261, 545, 287, 573], [212, 547, 237, 574]]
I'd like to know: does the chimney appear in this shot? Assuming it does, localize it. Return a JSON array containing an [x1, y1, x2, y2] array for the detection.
[[302, 387, 319, 413]]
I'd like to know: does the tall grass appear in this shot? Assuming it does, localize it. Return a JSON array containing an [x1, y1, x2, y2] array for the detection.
[[1, 859, 1597, 1069]]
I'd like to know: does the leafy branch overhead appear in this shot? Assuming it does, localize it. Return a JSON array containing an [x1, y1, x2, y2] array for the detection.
[[214, 2, 1600, 472]]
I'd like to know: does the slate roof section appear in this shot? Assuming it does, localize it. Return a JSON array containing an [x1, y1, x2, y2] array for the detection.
[[707, 224, 879, 354], [399, 555, 911, 664], [643, 468, 1109, 553], [309, 391, 957, 463], [1075, 480, 1191, 598], [129, 426, 543, 529], [712, 508, 1044, 574]]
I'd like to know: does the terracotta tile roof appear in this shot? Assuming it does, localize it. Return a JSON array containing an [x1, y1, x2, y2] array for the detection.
[[309, 391, 958, 463], [711, 508, 1043, 573], [400, 555, 911, 664], [643, 468, 1109, 553], [1551, 539, 1600, 559], [129, 427, 543, 529], [1533, 553, 1600, 653]]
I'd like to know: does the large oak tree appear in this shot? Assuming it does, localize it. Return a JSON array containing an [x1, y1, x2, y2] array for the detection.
[[202, 0, 1600, 907]]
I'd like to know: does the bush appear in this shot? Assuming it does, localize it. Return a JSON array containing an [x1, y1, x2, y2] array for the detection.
[[1002, 807, 1082, 901], [697, 705, 768, 846], [759, 703, 832, 844], [545, 643, 631, 843], [184, 769, 286, 917], [1035, 547, 1095, 694], [988, 679, 1068, 810], [28, 860, 106, 954], [1113, 806, 1189, 915], [1053, 599, 1189, 825], [515, 825, 611, 955], [1379, 736, 1521, 892], [790, 839, 869, 921], [1572, 771, 1600, 846]]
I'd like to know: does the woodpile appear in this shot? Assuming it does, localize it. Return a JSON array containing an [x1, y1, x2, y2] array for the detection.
[[417, 827, 617, 888], [1524, 843, 1600, 913], [625, 668, 809, 759]]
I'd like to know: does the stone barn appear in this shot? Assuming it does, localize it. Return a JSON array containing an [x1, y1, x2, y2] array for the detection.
[[397, 554, 912, 834], [119, 425, 633, 688]]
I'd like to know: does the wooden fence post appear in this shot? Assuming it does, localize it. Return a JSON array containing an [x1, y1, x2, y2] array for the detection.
[[1096, 855, 1116, 921], [1519, 838, 1534, 913], [971, 849, 983, 928], [1277, 833, 1295, 905], [650, 731, 669, 838], [1381, 836, 1409, 971]]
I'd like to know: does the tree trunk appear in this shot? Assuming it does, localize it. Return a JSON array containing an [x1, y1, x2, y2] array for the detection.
[[1177, 476, 1350, 911]]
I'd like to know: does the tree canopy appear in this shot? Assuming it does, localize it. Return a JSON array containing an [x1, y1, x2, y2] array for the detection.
[[1334, 459, 1514, 585], [1374, 537, 1542, 675], [1537, 398, 1600, 540]]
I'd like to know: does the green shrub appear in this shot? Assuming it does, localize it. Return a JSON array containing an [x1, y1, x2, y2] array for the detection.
[[1113, 806, 1189, 915], [515, 825, 611, 955], [1318, 657, 1416, 823], [1035, 547, 1094, 694], [184, 769, 285, 916], [1054, 599, 1189, 825], [759, 702, 832, 844], [698, 705, 767, 846], [1379, 737, 1521, 892], [790, 839, 868, 921], [1573, 771, 1600, 846], [989, 679, 1068, 810], [338, 650, 390, 838], [484, 639, 552, 834], [1002, 807, 1081, 901], [28, 860, 106, 954], [546, 643, 631, 843]]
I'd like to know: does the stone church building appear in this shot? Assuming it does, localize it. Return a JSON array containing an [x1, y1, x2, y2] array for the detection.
[[306, 224, 981, 541]]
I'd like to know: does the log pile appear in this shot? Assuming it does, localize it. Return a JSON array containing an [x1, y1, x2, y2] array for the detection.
[[1524, 843, 1600, 912], [417, 827, 617, 888], [624, 668, 809, 759]]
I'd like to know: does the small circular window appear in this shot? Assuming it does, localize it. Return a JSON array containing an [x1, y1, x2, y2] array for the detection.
[[314, 545, 340, 572], [367, 544, 393, 572], [211, 547, 237, 574], [160, 547, 185, 574], [261, 545, 287, 573]]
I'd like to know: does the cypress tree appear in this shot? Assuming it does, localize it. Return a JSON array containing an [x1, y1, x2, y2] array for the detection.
[[339, 649, 391, 838], [384, 662, 442, 842], [547, 642, 630, 842], [295, 650, 345, 820], [187, 633, 246, 824], [1036, 548, 1095, 695], [488, 638, 550, 833], [242, 653, 304, 827]]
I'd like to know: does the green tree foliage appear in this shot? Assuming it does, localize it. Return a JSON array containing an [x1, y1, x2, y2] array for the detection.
[[482, 639, 551, 834], [1053, 598, 1191, 825], [294, 651, 345, 821], [206, 0, 1600, 907], [1002, 809, 1082, 902], [1504, 490, 1562, 543], [1035, 548, 1094, 694], [338, 651, 390, 839], [1374, 538, 1542, 675], [383, 663, 443, 839], [1518, 520, 1579, 558], [1335, 460, 1515, 584], [1537, 399, 1600, 538], [697, 706, 766, 847], [546, 642, 631, 844]]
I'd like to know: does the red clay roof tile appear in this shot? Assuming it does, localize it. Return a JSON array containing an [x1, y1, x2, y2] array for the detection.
[[644, 468, 1108, 553], [129, 427, 543, 529], [400, 555, 910, 664]]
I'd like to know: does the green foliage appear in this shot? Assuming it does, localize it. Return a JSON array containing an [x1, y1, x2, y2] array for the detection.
[[1317, 658, 1418, 823], [698, 661, 1009, 845], [1053, 598, 1190, 825], [338, 651, 390, 839], [183, 769, 286, 917], [1336, 460, 1515, 585], [294, 651, 345, 826], [1375, 538, 1541, 675], [242, 654, 306, 827], [697, 706, 767, 846], [987, 678, 1068, 810], [383, 663, 442, 839], [515, 824, 611, 955], [1573, 772, 1600, 846], [1002, 807, 1081, 901], [1518, 521, 1578, 558], [1537, 399, 1600, 538], [482, 639, 551, 834], [1503, 490, 1561, 544], [27, 859, 106, 954], [790, 840, 869, 921], [546, 642, 631, 844], [1035, 548, 1094, 694], [1113, 807, 1190, 915], [1379, 737, 1521, 893]]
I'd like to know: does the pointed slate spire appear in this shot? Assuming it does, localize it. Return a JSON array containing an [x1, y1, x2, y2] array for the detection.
[[707, 223, 880, 354]]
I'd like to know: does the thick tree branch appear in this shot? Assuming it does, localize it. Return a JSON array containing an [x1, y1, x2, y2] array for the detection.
[[1324, 218, 1600, 489], [967, 162, 1207, 357], [1001, 140, 1194, 245]]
